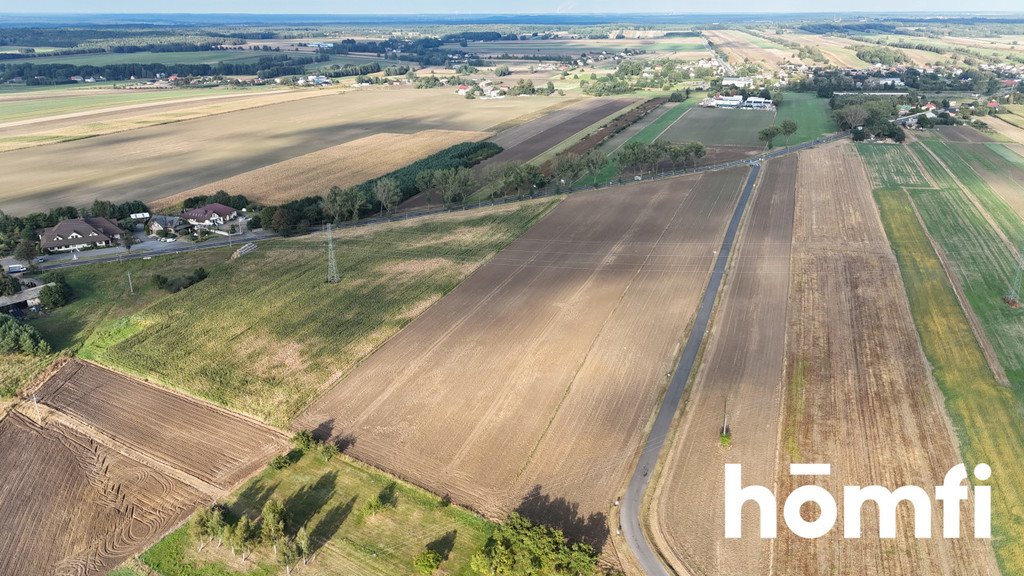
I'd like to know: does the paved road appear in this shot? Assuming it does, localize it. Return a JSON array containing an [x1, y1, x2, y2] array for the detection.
[[38, 232, 276, 272], [620, 162, 761, 576]]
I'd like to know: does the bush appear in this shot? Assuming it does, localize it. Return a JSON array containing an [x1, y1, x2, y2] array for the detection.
[[39, 284, 70, 308], [0, 272, 20, 297], [414, 550, 442, 574], [152, 267, 209, 293], [269, 454, 291, 470], [0, 313, 50, 355]]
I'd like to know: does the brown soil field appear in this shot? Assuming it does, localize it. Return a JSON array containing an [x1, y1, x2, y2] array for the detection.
[[0, 88, 565, 216], [296, 168, 748, 545], [772, 143, 998, 575], [152, 129, 491, 209], [937, 125, 993, 143], [703, 30, 800, 69], [36, 360, 288, 490], [0, 411, 204, 576], [479, 97, 635, 166], [650, 154, 796, 576]]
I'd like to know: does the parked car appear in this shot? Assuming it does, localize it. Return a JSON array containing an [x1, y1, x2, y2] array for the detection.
[[7, 264, 27, 273], [33, 256, 46, 263]]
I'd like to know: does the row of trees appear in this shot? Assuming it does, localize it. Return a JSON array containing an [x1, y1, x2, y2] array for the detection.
[[758, 119, 799, 148], [615, 140, 708, 177], [0, 312, 50, 356]]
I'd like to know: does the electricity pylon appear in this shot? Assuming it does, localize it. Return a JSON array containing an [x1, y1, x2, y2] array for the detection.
[[326, 224, 339, 284]]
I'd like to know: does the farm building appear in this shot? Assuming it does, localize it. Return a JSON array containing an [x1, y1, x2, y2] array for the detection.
[[715, 95, 744, 108], [722, 76, 754, 88], [742, 96, 774, 110], [182, 203, 237, 227], [38, 217, 122, 253], [0, 283, 57, 313]]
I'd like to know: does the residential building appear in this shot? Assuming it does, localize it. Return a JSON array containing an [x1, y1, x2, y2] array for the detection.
[[148, 215, 191, 236], [182, 203, 238, 227], [39, 217, 123, 253]]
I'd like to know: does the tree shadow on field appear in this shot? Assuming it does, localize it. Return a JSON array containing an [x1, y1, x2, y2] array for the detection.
[[313, 419, 335, 442], [515, 485, 610, 553], [310, 495, 357, 554], [232, 479, 278, 518], [426, 530, 458, 561], [283, 471, 337, 534]]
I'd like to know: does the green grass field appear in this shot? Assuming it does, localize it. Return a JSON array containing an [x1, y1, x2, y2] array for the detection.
[[856, 143, 930, 189], [134, 451, 492, 576], [773, 92, 836, 145], [0, 50, 266, 67], [873, 184, 1024, 575], [986, 142, 1024, 167], [79, 202, 555, 425], [659, 106, 774, 147]]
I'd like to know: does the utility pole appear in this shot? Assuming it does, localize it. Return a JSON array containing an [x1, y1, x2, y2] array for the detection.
[[127, 271, 134, 295], [32, 394, 41, 422]]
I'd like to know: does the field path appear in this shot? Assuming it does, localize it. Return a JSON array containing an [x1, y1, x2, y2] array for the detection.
[[620, 162, 758, 576]]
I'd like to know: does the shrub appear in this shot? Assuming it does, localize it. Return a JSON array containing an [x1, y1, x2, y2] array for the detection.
[[0, 313, 50, 355], [414, 550, 442, 574]]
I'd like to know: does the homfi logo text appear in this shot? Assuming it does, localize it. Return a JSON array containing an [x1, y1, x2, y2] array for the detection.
[[724, 463, 991, 539]]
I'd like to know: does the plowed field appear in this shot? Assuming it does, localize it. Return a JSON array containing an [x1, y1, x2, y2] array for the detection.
[[298, 168, 748, 546]]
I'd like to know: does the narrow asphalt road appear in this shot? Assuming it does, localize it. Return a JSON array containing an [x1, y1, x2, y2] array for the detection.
[[620, 162, 761, 576]]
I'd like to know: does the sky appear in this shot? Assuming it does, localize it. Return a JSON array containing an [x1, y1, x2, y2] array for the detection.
[[4, 1, 1023, 14]]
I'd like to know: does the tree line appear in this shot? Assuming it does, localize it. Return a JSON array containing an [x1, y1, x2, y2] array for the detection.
[[0, 53, 322, 83]]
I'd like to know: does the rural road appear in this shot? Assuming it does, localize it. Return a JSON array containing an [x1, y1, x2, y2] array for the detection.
[[620, 162, 762, 576]]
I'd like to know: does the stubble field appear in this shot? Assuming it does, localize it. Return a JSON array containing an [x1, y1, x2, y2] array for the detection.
[[296, 168, 747, 549], [0, 88, 565, 215], [773, 143, 998, 575]]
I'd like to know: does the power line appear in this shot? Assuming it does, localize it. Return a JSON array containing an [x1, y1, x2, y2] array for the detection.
[[326, 223, 339, 284]]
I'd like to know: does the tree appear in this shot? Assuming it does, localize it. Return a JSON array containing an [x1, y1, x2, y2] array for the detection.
[[296, 526, 311, 565], [552, 153, 584, 188], [837, 104, 869, 130], [0, 313, 50, 355], [758, 125, 783, 149], [373, 176, 401, 215], [190, 506, 225, 551], [779, 119, 798, 146], [338, 187, 368, 221], [232, 516, 255, 560], [414, 549, 443, 574], [434, 167, 476, 205], [494, 64, 511, 77], [0, 272, 20, 297], [469, 512, 598, 576], [39, 283, 70, 308], [319, 441, 339, 462], [665, 143, 688, 169], [581, 150, 608, 186], [682, 141, 707, 167], [261, 499, 286, 552], [278, 536, 300, 575], [14, 240, 37, 262], [415, 170, 437, 206], [121, 230, 136, 252], [292, 430, 316, 452], [546, 80, 555, 95]]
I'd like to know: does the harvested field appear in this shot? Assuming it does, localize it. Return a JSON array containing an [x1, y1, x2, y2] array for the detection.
[[703, 29, 800, 69], [660, 106, 775, 148], [36, 360, 287, 490], [479, 97, 634, 166], [777, 33, 871, 67], [985, 116, 1024, 146], [297, 168, 747, 543], [0, 412, 204, 576], [152, 129, 490, 209], [651, 154, 796, 576], [773, 143, 998, 575], [937, 125, 993, 143], [0, 88, 331, 153], [0, 88, 564, 215]]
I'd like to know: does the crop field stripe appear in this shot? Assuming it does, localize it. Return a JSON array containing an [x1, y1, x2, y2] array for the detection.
[[874, 186, 1024, 574]]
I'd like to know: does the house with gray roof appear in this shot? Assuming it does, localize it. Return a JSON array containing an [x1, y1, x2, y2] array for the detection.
[[38, 217, 123, 253]]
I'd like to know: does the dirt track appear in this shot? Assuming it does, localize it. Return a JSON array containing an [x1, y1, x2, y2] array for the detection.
[[298, 168, 747, 547], [651, 154, 796, 575], [772, 144, 998, 575]]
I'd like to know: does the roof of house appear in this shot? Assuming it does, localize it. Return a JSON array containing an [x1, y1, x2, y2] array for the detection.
[[182, 203, 236, 221], [149, 214, 187, 228], [39, 217, 122, 250]]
